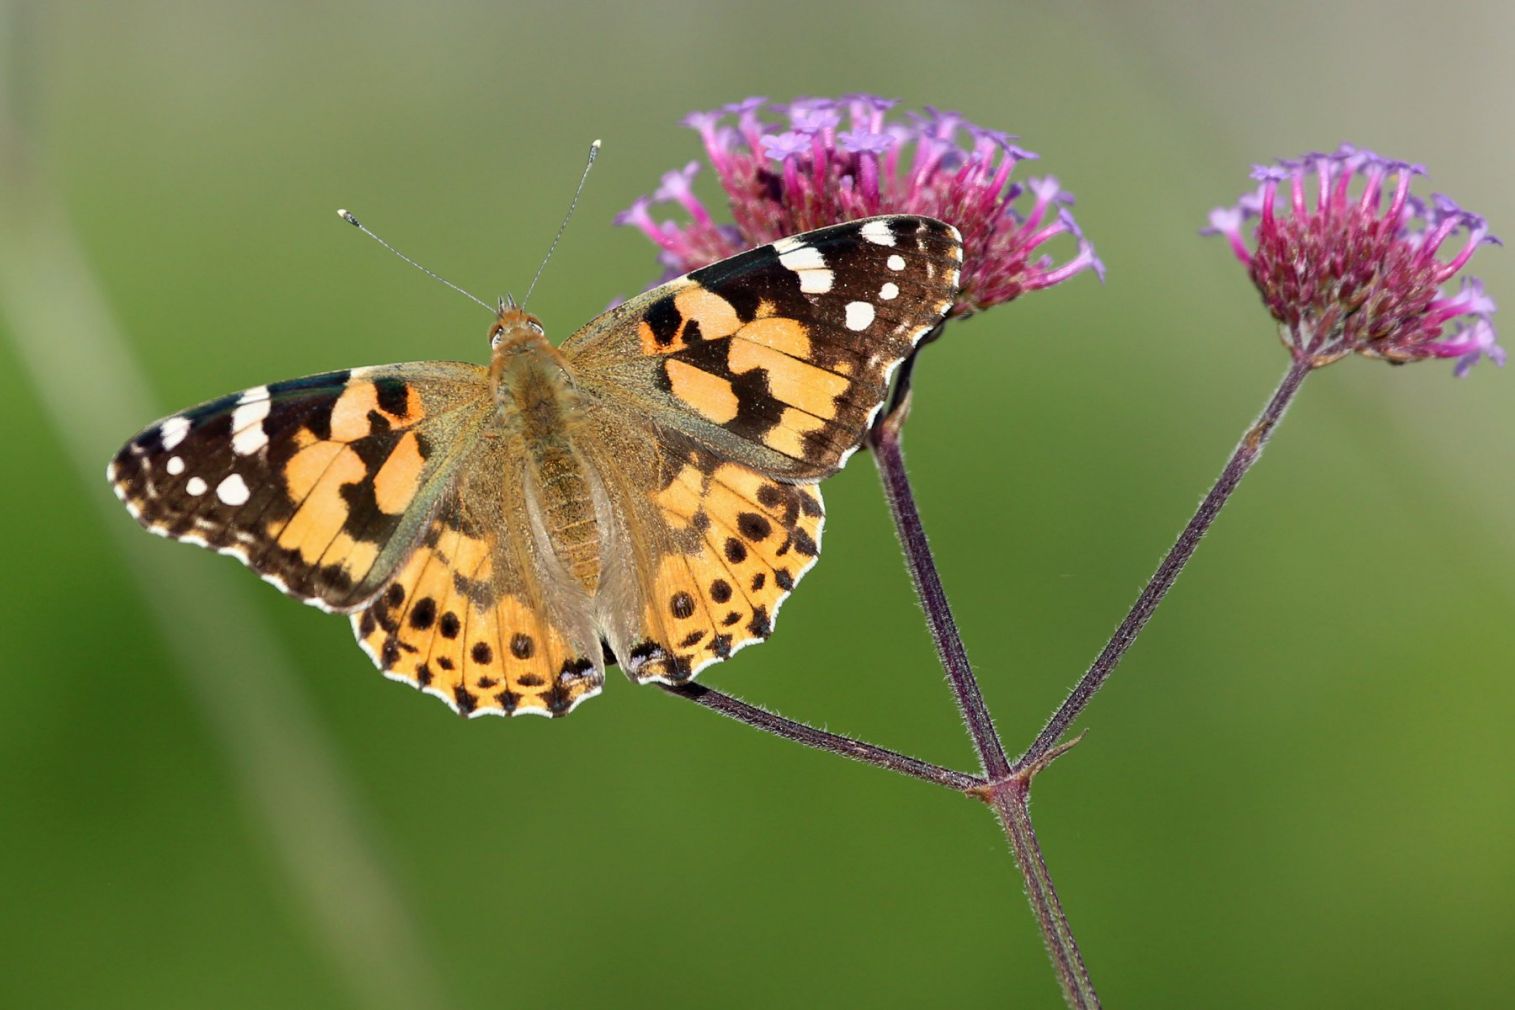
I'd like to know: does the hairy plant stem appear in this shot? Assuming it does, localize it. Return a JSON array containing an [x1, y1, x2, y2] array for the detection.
[[660, 683, 981, 791], [867, 352, 1012, 780], [981, 766, 1101, 1010], [868, 349, 1096, 1009], [1019, 356, 1313, 768]]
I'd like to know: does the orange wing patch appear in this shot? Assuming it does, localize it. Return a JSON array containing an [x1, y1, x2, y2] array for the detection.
[[673, 287, 743, 341], [372, 431, 427, 514], [737, 315, 812, 357], [664, 359, 740, 424], [269, 439, 369, 566], [637, 283, 745, 355], [352, 514, 603, 717], [727, 337, 847, 422], [622, 460, 825, 683]]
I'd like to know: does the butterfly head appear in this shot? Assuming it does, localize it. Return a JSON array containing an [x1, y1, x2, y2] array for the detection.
[[489, 302, 549, 355], [487, 302, 574, 412]]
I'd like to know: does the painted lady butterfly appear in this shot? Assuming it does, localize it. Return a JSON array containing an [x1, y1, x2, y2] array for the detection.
[[109, 216, 962, 717]]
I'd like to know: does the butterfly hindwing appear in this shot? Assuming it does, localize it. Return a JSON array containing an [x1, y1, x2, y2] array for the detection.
[[350, 440, 606, 717], [578, 422, 825, 684], [563, 215, 962, 480], [109, 362, 491, 611]]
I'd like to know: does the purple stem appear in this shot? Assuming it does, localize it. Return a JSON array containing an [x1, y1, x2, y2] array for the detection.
[[867, 355, 1012, 780], [988, 779, 1101, 1010], [660, 682, 982, 792], [868, 351, 1098, 1010], [1019, 357, 1313, 767]]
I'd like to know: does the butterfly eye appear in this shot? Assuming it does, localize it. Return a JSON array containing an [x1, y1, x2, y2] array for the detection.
[[489, 327, 505, 348], [528, 320, 545, 336]]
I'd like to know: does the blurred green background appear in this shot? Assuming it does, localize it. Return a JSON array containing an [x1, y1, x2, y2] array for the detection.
[[2, 1, 1511, 1007]]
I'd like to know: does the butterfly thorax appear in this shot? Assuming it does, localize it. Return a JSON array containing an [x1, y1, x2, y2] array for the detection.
[[487, 307, 603, 595]]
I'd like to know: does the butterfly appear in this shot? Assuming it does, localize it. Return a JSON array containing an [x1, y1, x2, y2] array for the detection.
[[109, 215, 962, 718]]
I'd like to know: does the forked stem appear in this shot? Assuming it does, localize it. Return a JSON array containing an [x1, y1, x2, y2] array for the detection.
[[680, 350, 1314, 1010]]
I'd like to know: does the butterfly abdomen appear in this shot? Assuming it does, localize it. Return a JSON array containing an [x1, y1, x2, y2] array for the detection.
[[526, 435, 602, 592]]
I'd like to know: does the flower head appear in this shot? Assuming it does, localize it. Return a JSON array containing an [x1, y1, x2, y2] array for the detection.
[[618, 96, 1103, 317], [1205, 145, 1502, 375]]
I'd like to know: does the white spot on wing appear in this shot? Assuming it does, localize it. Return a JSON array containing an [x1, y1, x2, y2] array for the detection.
[[887, 254, 906, 272], [796, 270, 833, 294], [777, 245, 834, 294], [166, 456, 185, 475], [185, 476, 208, 496], [778, 244, 825, 271], [159, 416, 190, 450], [860, 220, 896, 246], [844, 301, 875, 331], [231, 386, 272, 456], [879, 282, 899, 301], [216, 473, 250, 506]]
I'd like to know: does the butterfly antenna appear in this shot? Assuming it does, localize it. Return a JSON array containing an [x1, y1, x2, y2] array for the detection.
[[337, 209, 494, 314], [521, 138, 601, 310]]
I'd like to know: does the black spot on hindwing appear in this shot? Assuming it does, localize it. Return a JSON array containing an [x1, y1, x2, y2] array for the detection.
[[737, 512, 772, 541], [408, 597, 436, 630]]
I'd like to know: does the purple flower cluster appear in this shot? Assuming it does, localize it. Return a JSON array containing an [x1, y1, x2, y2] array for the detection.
[[1207, 146, 1502, 376], [617, 96, 1103, 317]]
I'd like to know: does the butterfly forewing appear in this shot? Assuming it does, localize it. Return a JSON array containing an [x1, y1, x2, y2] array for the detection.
[[563, 215, 963, 480], [109, 362, 491, 611]]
